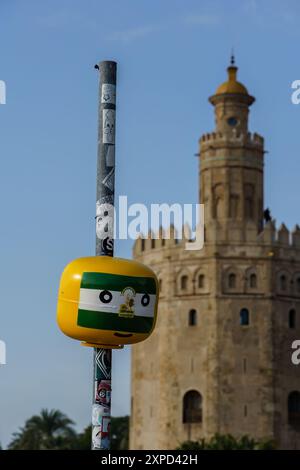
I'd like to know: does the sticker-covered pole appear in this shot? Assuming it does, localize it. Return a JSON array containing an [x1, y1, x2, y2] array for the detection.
[[92, 60, 117, 450]]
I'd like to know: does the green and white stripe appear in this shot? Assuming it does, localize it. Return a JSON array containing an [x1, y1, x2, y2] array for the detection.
[[79, 289, 156, 317], [80, 272, 156, 294], [77, 272, 157, 334]]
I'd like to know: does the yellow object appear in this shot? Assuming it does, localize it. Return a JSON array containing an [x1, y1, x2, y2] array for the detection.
[[57, 256, 159, 348], [215, 65, 248, 96]]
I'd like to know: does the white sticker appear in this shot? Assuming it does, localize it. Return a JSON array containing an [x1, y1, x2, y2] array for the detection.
[[96, 201, 114, 240], [101, 83, 116, 104], [92, 404, 109, 426], [92, 426, 102, 448], [103, 109, 115, 144]]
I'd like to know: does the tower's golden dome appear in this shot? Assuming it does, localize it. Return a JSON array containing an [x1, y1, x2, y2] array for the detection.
[[215, 57, 248, 96]]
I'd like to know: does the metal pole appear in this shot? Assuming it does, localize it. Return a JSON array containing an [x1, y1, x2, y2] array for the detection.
[[92, 60, 117, 450]]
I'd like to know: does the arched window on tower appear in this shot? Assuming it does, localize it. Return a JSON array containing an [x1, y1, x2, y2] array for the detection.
[[240, 308, 250, 326], [288, 391, 300, 428], [189, 309, 197, 326], [215, 197, 221, 218], [289, 309, 296, 329], [228, 273, 236, 289], [244, 184, 254, 220], [245, 198, 254, 219], [198, 274, 205, 288], [141, 239, 145, 251], [183, 391, 202, 423], [213, 184, 223, 219], [250, 273, 257, 288], [151, 239, 155, 249], [297, 277, 300, 294], [280, 274, 287, 291], [230, 195, 239, 219], [181, 275, 188, 290]]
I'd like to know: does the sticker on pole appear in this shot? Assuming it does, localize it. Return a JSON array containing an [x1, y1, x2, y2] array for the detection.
[[103, 109, 115, 144], [101, 84, 116, 105]]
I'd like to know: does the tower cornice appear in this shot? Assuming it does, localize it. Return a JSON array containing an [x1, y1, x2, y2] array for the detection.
[[209, 92, 255, 107]]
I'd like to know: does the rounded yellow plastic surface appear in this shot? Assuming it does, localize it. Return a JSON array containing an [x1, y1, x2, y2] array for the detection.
[[57, 256, 159, 348]]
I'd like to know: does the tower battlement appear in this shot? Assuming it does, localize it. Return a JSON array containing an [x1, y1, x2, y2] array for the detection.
[[133, 225, 190, 257], [200, 131, 264, 149], [258, 221, 300, 252], [133, 221, 300, 259]]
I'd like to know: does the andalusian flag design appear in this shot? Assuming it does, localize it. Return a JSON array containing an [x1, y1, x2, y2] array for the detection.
[[77, 272, 157, 334]]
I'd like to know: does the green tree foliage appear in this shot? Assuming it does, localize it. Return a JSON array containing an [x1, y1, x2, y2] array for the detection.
[[111, 416, 129, 450], [8, 410, 129, 450], [73, 425, 92, 450], [177, 433, 275, 450], [8, 409, 76, 450]]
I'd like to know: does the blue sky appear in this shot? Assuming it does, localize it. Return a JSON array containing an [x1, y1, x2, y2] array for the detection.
[[0, 0, 300, 447]]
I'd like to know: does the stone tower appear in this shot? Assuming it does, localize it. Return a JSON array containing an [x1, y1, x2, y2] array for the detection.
[[130, 59, 300, 450]]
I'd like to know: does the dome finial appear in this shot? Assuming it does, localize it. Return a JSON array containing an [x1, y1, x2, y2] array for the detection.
[[230, 48, 235, 66], [212, 52, 251, 97]]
